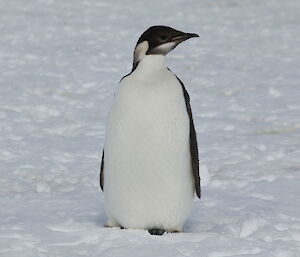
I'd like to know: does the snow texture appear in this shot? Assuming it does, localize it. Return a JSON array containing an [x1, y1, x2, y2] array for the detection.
[[0, 0, 300, 256]]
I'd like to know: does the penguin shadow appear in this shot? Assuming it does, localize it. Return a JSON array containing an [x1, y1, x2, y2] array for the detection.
[[95, 216, 192, 236], [183, 198, 239, 236], [93, 195, 202, 235], [93, 205, 201, 235], [95, 213, 107, 228], [94, 213, 179, 236]]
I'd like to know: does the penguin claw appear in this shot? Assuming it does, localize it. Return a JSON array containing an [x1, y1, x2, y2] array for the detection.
[[169, 229, 181, 233], [148, 228, 165, 235]]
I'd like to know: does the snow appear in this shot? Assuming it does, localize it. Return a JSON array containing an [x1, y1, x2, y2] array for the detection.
[[0, 0, 300, 256]]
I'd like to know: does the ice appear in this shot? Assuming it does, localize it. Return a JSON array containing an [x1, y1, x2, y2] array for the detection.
[[269, 87, 281, 98], [199, 164, 210, 187], [1, 0, 300, 256], [239, 218, 266, 238], [36, 182, 52, 194]]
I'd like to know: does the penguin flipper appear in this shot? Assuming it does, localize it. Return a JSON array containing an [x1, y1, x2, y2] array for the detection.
[[175, 75, 201, 199], [100, 149, 104, 191]]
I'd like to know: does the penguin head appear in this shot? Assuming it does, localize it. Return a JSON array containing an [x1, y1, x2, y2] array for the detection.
[[133, 26, 199, 69]]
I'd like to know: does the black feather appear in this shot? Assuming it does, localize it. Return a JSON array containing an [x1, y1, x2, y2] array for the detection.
[[174, 74, 201, 199], [100, 150, 104, 191]]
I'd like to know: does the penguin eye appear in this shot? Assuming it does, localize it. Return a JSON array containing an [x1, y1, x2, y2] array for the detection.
[[160, 35, 167, 41]]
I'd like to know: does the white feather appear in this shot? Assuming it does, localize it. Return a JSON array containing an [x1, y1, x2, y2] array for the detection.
[[103, 55, 194, 231], [153, 42, 176, 54]]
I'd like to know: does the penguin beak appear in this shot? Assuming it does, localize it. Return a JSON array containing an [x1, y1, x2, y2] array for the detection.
[[185, 33, 200, 39], [172, 32, 199, 44]]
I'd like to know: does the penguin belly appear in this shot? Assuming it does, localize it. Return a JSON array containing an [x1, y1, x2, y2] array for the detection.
[[103, 65, 194, 231]]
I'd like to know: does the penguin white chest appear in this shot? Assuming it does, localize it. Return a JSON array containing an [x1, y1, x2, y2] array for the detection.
[[103, 56, 194, 231]]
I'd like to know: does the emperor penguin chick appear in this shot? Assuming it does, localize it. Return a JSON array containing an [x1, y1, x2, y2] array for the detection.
[[100, 25, 201, 235]]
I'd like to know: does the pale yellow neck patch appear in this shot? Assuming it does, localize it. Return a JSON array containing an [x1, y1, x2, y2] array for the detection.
[[133, 41, 149, 66]]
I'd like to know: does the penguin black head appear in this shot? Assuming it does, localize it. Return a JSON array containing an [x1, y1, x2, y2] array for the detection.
[[133, 25, 199, 69]]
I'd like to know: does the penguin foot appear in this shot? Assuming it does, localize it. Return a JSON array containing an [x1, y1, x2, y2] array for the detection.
[[105, 219, 120, 228], [168, 229, 181, 233], [148, 228, 165, 236]]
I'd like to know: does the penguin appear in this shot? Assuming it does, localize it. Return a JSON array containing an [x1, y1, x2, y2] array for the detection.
[[100, 26, 201, 235]]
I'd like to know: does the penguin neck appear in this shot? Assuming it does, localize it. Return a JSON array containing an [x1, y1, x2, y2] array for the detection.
[[135, 55, 167, 73]]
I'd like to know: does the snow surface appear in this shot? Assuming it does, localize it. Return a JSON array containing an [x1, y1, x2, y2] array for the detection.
[[1, 0, 300, 256]]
